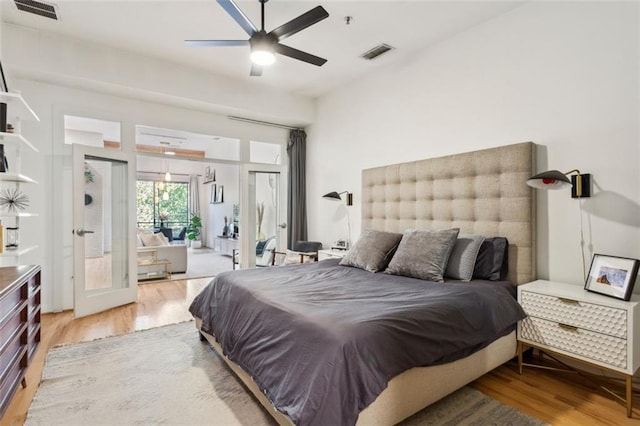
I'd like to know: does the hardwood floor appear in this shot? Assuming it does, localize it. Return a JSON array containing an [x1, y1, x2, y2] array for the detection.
[[2, 277, 638, 425], [1, 277, 210, 426]]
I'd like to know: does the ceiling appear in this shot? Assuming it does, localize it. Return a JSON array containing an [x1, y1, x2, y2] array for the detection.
[[0, 0, 524, 98]]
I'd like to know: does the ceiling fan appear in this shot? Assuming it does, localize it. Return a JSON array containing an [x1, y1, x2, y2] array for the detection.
[[186, 0, 329, 76]]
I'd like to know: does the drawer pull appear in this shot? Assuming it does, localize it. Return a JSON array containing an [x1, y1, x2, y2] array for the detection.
[[558, 323, 578, 332], [558, 297, 580, 305]]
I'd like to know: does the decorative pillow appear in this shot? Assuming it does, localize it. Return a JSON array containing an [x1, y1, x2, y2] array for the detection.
[[339, 229, 403, 272], [283, 249, 316, 265], [139, 233, 168, 247], [472, 237, 509, 281], [385, 228, 460, 282], [445, 234, 486, 281]]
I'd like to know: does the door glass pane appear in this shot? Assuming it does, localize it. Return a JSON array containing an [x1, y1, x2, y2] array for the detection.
[[252, 172, 279, 267], [83, 156, 129, 291], [65, 116, 121, 149]]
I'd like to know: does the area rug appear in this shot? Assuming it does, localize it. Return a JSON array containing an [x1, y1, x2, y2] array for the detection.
[[26, 322, 545, 425]]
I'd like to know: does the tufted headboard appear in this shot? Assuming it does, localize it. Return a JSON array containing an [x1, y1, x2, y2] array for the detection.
[[362, 142, 536, 285]]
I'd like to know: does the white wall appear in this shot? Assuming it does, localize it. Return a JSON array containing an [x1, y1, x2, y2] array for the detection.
[[205, 163, 240, 246], [308, 2, 640, 286], [3, 23, 315, 127]]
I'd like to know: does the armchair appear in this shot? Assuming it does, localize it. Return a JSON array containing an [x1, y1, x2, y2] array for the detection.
[[231, 237, 277, 270]]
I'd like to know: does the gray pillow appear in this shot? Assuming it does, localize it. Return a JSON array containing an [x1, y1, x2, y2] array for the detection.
[[339, 229, 403, 272], [385, 228, 460, 282], [445, 234, 486, 281]]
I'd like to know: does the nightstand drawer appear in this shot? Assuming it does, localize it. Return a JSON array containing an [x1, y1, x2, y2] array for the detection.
[[520, 290, 627, 339], [520, 316, 627, 370]]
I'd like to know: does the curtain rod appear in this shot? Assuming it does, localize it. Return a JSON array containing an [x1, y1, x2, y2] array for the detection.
[[228, 115, 302, 131]]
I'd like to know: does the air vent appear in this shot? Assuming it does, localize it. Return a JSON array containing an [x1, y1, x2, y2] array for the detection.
[[360, 44, 394, 61], [14, 0, 58, 20]]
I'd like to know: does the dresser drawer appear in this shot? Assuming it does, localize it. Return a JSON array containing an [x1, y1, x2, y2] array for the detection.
[[520, 316, 627, 370], [520, 290, 627, 338]]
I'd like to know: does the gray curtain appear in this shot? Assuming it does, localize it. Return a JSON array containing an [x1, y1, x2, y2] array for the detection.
[[287, 129, 307, 248]]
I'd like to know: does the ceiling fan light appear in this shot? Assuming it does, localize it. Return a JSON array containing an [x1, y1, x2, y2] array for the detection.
[[250, 49, 275, 66]]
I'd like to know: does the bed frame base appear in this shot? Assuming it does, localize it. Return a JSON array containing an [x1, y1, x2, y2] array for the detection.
[[195, 318, 516, 425]]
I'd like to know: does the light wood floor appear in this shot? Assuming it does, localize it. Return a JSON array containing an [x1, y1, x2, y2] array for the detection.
[[2, 277, 638, 426]]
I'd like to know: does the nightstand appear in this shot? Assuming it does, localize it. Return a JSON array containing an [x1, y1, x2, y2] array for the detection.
[[517, 280, 640, 417], [318, 249, 348, 261]]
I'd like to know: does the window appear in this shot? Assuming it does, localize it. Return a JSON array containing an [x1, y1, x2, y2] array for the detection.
[[136, 180, 189, 232], [65, 115, 121, 149], [250, 141, 282, 164]]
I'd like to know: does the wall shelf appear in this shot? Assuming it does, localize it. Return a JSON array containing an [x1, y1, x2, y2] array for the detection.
[[0, 92, 40, 122], [0, 212, 39, 218], [0, 172, 37, 184], [0, 132, 38, 153], [0, 245, 38, 257], [0, 90, 39, 267]]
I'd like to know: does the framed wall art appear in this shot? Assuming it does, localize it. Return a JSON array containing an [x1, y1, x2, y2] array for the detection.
[[204, 166, 216, 184], [214, 185, 224, 204], [584, 254, 640, 301]]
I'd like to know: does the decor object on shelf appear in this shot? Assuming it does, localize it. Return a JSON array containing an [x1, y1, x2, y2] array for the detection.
[[185, 0, 329, 76], [584, 254, 640, 301], [210, 184, 217, 204], [213, 185, 224, 204], [0, 144, 8, 173], [0, 187, 29, 212], [526, 169, 591, 198], [0, 59, 8, 92], [204, 166, 216, 184], [5, 227, 18, 250], [223, 215, 230, 236], [84, 193, 93, 206], [0, 103, 6, 132]]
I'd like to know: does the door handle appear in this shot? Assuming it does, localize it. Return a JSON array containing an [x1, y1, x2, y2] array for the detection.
[[75, 228, 95, 236], [278, 223, 287, 229]]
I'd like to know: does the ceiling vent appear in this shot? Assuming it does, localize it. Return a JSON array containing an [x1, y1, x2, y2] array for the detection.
[[360, 44, 394, 61], [14, 0, 59, 20]]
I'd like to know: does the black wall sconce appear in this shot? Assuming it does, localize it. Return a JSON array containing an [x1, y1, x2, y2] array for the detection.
[[526, 169, 591, 198], [322, 191, 353, 205]]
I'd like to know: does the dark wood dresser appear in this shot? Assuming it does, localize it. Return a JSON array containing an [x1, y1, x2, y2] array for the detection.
[[0, 265, 41, 419]]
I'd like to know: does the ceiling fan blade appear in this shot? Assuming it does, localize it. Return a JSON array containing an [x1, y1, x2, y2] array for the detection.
[[250, 64, 263, 77], [216, 0, 258, 37], [185, 40, 249, 47], [269, 6, 329, 41], [275, 43, 327, 66]]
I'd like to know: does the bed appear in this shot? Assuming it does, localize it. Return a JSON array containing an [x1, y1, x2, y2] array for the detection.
[[190, 142, 536, 425]]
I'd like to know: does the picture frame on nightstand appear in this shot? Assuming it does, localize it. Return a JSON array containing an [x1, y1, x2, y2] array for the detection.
[[584, 253, 640, 301]]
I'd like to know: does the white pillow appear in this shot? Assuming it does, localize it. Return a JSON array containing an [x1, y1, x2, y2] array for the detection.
[[283, 249, 316, 265], [140, 233, 167, 247]]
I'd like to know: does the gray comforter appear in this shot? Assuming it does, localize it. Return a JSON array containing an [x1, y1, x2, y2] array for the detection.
[[189, 259, 525, 426]]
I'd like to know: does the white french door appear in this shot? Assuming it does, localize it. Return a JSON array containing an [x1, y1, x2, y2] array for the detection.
[[240, 164, 287, 269], [73, 145, 137, 317]]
